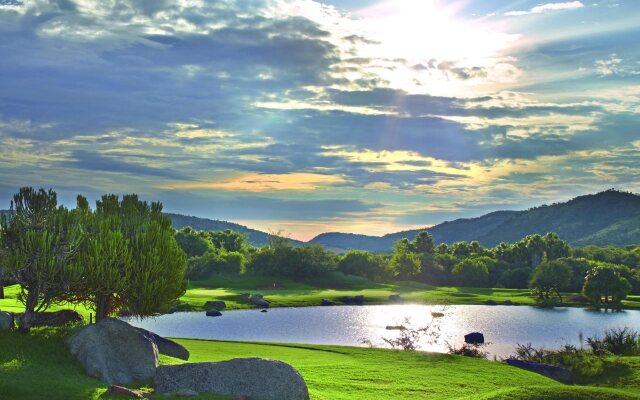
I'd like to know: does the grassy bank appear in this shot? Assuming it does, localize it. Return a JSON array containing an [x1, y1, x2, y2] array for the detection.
[[180, 274, 640, 311], [1, 328, 639, 400], [2, 275, 640, 318]]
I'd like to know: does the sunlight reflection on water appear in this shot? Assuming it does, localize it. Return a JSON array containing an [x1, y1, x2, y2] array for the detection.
[[123, 305, 640, 358]]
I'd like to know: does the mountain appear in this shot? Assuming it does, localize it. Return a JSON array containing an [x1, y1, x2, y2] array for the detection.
[[309, 190, 640, 252], [2, 190, 639, 251], [166, 213, 304, 247]]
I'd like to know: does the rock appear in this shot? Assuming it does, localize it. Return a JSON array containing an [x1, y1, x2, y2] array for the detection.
[[320, 299, 334, 306], [253, 299, 270, 308], [155, 358, 309, 400], [340, 295, 364, 305], [484, 300, 498, 306], [502, 300, 514, 306], [240, 293, 251, 303], [0, 311, 13, 331], [134, 327, 190, 361], [206, 310, 222, 317], [388, 294, 403, 303], [108, 385, 144, 398], [260, 309, 268, 313], [464, 332, 485, 344], [30, 310, 83, 327], [506, 359, 574, 383], [68, 318, 158, 384], [249, 294, 264, 303], [204, 300, 226, 310]]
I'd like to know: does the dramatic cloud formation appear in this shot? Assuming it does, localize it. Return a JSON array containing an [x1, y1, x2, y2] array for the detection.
[[0, 0, 639, 239]]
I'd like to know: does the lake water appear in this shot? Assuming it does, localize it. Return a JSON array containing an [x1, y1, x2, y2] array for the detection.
[[123, 305, 640, 358]]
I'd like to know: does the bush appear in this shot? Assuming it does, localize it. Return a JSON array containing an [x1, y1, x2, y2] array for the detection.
[[511, 343, 605, 380], [587, 328, 640, 356]]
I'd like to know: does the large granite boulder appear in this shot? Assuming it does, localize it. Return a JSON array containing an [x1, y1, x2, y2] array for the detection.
[[68, 318, 158, 384], [134, 327, 190, 361], [155, 358, 309, 400], [506, 359, 574, 383], [0, 311, 13, 331]]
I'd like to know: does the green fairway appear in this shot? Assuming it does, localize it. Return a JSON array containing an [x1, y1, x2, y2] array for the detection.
[[2, 276, 639, 318], [179, 275, 640, 311], [1, 327, 639, 400]]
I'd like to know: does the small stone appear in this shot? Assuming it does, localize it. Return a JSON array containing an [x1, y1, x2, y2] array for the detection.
[[206, 310, 222, 317]]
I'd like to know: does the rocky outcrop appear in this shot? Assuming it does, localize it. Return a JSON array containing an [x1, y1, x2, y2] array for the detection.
[[68, 318, 158, 384], [0, 311, 13, 331], [506, 359, 574, 383], [134, 327, 190, 361], [155, 358, 309, 400]]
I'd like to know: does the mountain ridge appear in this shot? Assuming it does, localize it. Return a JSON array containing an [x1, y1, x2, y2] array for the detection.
[[2, 189, 639, 251]]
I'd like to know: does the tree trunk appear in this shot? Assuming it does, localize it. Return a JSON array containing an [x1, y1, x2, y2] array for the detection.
[[0, 279, 4, 299], [18, 289, 38, 333], [95, 294, 111, 322]]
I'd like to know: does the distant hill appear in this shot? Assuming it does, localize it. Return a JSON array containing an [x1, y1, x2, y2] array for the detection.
[[2, 190, 639, 251], [309, 190, 640, 251], [166, 213, 303, 247]]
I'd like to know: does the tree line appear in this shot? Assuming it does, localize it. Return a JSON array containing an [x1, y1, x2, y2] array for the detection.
[[175, 225, 639, 307]]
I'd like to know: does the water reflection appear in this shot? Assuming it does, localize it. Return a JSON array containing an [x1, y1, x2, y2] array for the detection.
[[123, 305, 640, 358]]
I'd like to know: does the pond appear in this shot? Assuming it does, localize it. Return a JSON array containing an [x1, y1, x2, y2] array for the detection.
[[123, 305, 640, 358]]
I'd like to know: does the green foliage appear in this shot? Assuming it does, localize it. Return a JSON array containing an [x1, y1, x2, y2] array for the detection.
[[587, 328, 640, 356], [583, 264, 631, 307], [452, 258, 489, 287], [246, 239, 336, 279], [206, 229, 248, 253], [187, 249, 246, 279], [338, 250, 388, 281], [1, 187, 84, 331], [529, 260, 573, 303], [390, 240, 421, 280], [174, 227, 213, 258]]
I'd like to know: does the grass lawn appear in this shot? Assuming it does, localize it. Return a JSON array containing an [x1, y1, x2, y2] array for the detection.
[[2, 275, 639, 318], [1, 327, 639, 400], [179, 274, 640, 311]]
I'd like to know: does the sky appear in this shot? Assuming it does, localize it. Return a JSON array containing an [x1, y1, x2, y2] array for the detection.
[[0, 0, 639, 240]]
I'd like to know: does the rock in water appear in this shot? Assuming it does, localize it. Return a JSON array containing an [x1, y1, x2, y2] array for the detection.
[[134, 327, 190, 361], [464, 332, 485, 344], [205, 310, 222, 317], [0, 311, 13, 331], [68, 318, 158, 384], [155, 358, 309, 400]]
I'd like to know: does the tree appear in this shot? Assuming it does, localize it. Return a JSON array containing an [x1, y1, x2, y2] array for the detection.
[[582, 264, 631, 307], [76, 194, 187, 321], [206, 230, 248, 253], [175, 227, 213, 258], [529, 260, 572, 303], [1, 188, 84, 332], [390, 240, 421, 280], [338, 250, 386, 281], [412, 231, 435, 255], [452, 259, 489, 287], [544, 233, 570, 261]]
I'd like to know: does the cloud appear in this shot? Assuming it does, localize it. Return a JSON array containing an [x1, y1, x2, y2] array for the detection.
[[162, 172, 345, 192], [505, 1, 584, 16]]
